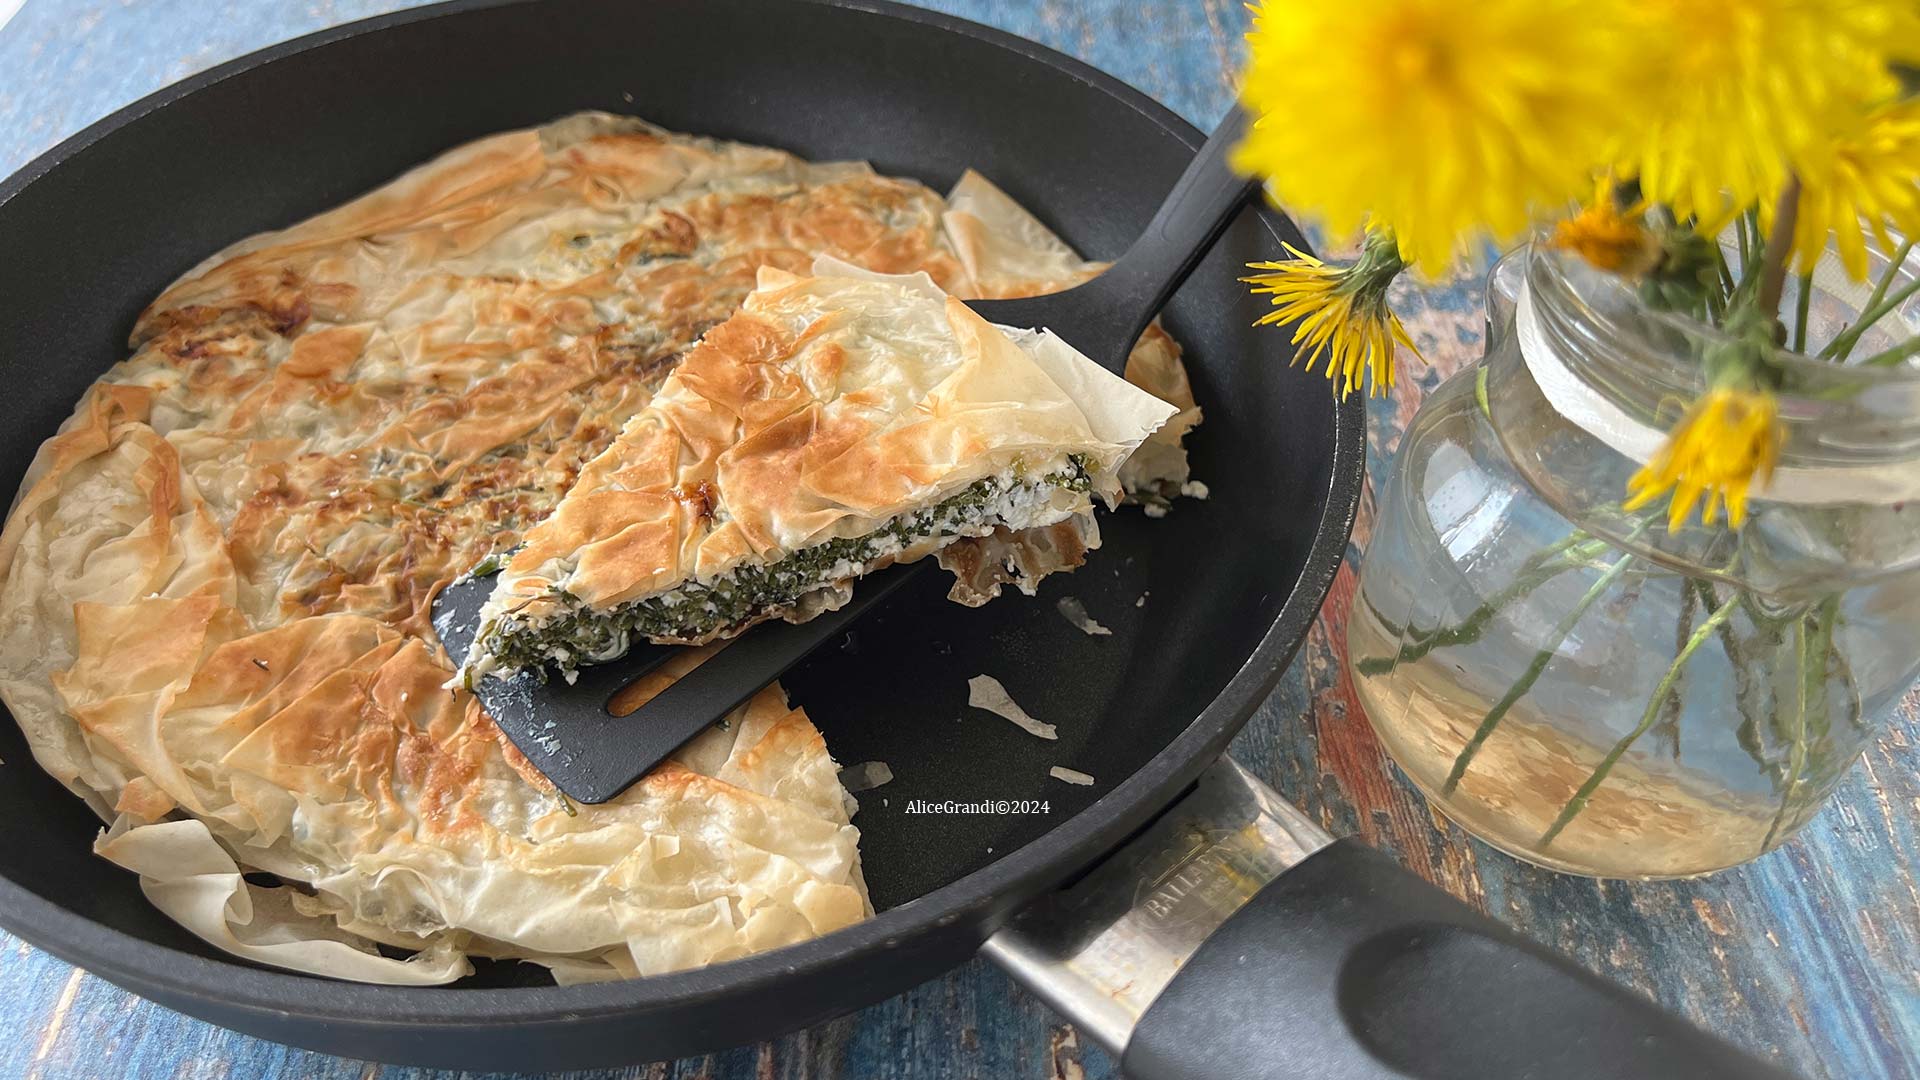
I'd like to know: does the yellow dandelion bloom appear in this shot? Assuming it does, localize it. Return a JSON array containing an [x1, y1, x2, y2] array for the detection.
[[1552, 181, 1659, 277], [1233, 0, 1647, 278], [1765, 98, 1920, 281], [1624, 387, 1783, 531], [1242, 234, 1421, 398], [1630, 0, 1920, 228]]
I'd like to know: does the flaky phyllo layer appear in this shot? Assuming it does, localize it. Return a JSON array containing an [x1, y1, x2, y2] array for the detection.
[[0, 113, 1202, 985], [475, 462, 1094, 677], [462, 267, 1177, 682]]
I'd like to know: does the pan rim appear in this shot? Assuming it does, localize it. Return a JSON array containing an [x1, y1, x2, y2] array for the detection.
[[0, 0, 1366, 1027]]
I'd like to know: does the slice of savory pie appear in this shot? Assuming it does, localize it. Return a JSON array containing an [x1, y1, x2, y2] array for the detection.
[[460, 263, 1177, 682]]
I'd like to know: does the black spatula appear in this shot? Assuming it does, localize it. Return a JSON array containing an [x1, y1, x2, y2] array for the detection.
[[432, 108, 1259, 803]]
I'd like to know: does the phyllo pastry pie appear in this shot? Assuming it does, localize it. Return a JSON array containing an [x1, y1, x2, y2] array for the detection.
[[460, 263, 1178, 682], [0, 109, 1202, 985]]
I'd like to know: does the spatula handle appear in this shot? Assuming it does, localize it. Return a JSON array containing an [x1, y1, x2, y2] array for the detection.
[[966, 108, 1260, 372], [1097, 106, 1258, 354]]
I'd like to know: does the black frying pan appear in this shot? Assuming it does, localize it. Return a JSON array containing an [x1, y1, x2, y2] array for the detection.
[[0, 2, 1786, 1076]]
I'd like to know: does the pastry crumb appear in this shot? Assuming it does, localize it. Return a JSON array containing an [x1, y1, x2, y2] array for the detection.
[[967, 675, 1057, 740], [838, 761, 895, 793], [1055, 596, 1112, 637]]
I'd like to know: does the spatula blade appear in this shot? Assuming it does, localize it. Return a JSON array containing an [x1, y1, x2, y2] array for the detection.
[[431, 562, 925, 803]]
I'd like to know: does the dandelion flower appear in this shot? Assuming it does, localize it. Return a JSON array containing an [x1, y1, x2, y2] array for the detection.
[[1242, 231, 1420, 398], [1630, 0, 1920, 229], [1552, 181, 1659, 277], [1767, 98, 1920, 281], [1624, 386, 1783, 531], [1233, 0, 1647, 278]]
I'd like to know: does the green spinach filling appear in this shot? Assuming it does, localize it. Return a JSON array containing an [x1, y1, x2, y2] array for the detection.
[[480, 458, 1090, 675]]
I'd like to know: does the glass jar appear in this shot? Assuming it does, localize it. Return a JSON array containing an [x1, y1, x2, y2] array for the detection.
[[1349, 239, 1920, 878]]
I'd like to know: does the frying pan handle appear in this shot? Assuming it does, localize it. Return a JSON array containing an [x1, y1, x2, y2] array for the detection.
[[1122, 839, 1798, 1080], [984, 760, 1797, 1080]]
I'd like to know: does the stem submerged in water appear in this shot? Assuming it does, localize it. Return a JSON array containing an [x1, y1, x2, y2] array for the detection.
[[1695, 578, 1784, 785], [1355, 532, 1604, 676], [1761, 595, 1844, 852], [1539, 594, 1741, 849], [1441, 553, 1636, 796], [1760, 616, 1813, 854], [1653, 582, 1699, 758]]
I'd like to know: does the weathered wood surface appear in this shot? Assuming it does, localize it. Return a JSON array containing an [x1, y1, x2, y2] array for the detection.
[[0, 2, 1914, 1078]]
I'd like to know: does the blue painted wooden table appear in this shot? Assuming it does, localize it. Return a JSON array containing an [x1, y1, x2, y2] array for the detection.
[[0, 2, 1915, 1078]]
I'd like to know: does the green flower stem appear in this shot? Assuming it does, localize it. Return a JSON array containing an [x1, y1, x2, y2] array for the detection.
[[1824, 271, 1920, 360], [1726, 212, 1754, 308], [1692, 578, 1777, 777], [1441, 553, 1636, 796], [1727, 209, 1773, 313], [1825, 606, 1864, 736], [1355, 533, 1604, 677], [1792, 272, 1813, 354], [1653, 581, 1700, 757], [1832, 237, 1916, 360], [1856, 334, 1920, 368], [1760, 614, 1813, 854], [1760, 595, 1840, 854], [1804, 595, 1840, 740], [1872, 237, 1917, 299], [1539, 592, 1740, 848], [1733, 695, 1773, 784]]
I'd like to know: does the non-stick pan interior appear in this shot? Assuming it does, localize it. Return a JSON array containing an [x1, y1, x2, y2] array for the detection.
[[0, 0, 1343, 993]]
